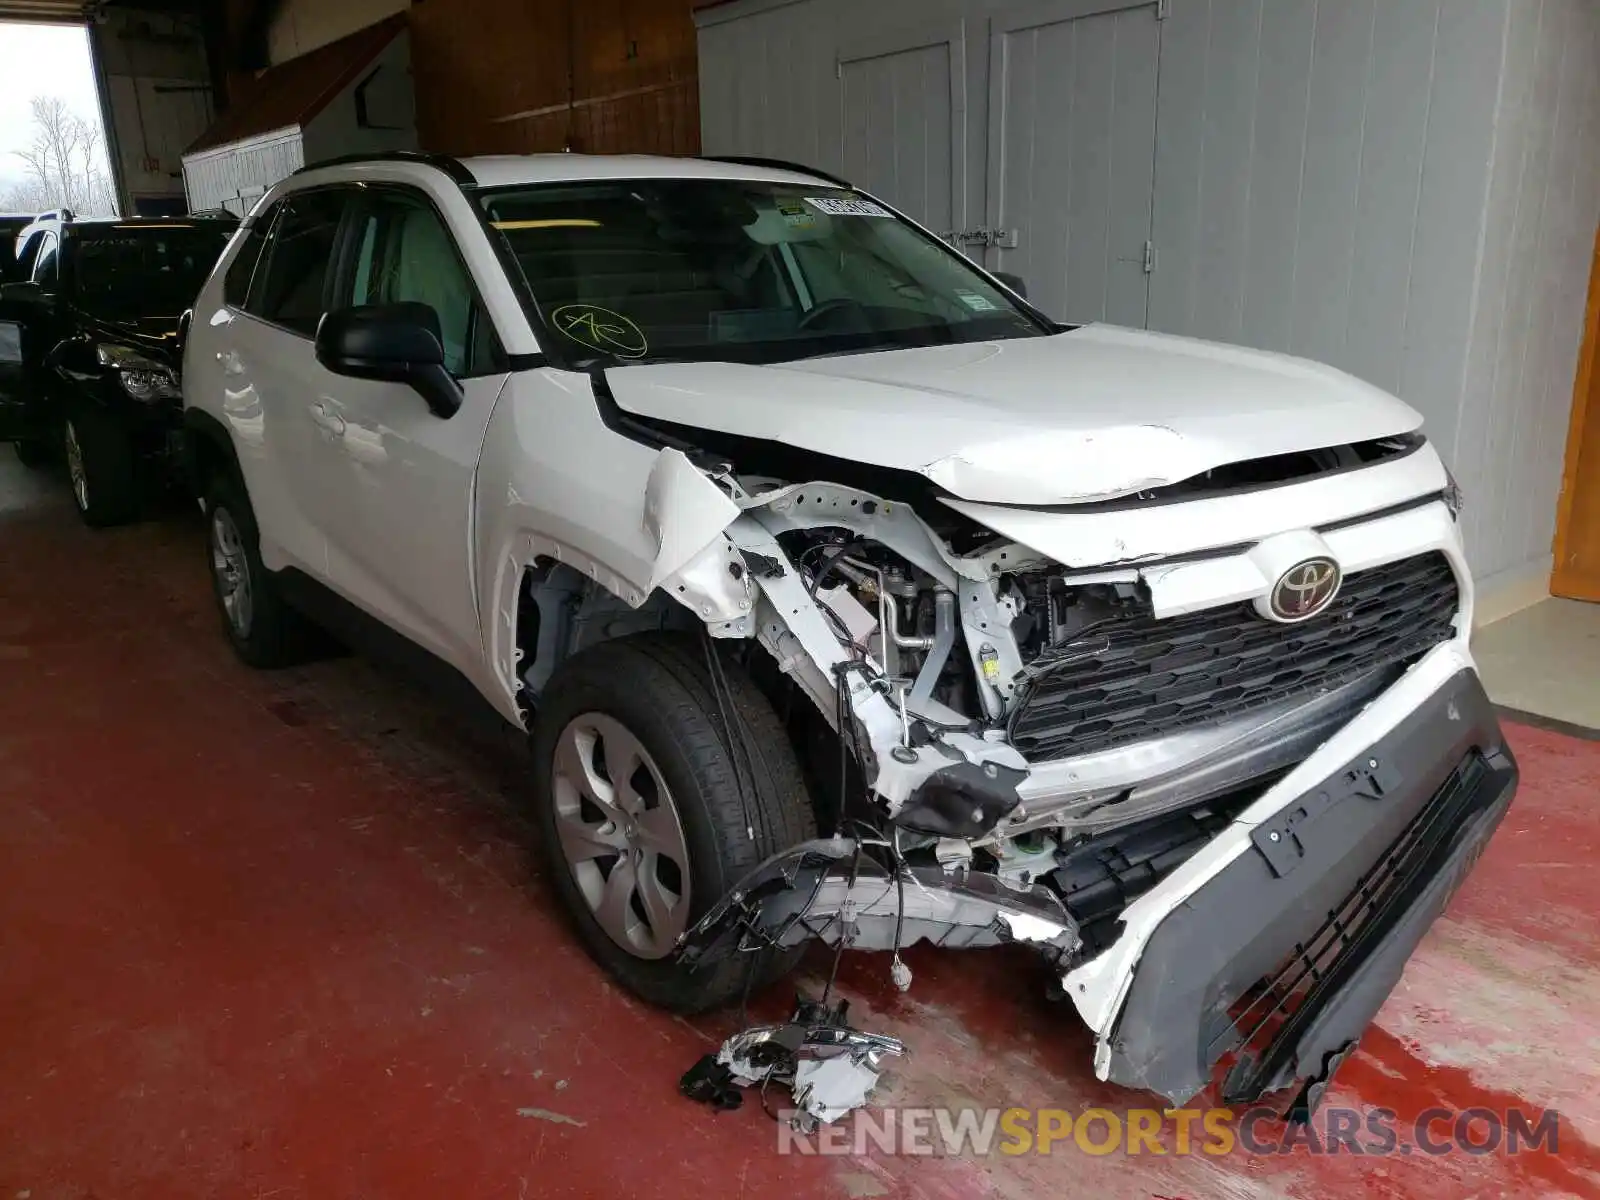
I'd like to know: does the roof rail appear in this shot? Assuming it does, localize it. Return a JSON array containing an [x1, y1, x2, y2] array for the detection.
[[702, 156, 854, 189], [34, 207, 75, 222], [293, 151, 477, 187]]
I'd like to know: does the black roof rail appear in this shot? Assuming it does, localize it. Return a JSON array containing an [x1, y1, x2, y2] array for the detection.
[[293, 151, 477, 187], [702, 155, 854, 189], [34, 207, 74, 223]]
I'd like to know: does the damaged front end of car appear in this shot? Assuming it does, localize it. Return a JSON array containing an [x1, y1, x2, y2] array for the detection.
[[630, 411, 1516, 1121]]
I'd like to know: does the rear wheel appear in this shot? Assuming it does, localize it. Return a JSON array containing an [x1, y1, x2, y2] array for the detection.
[[204, 470, 316, 668], [63, 410, 139, 528], [530, 634, 816, 1012]]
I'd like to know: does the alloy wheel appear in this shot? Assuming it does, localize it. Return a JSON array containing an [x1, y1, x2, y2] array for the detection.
[[210, 506, 254, 637], [550, 712, 692, 959], [64, 421, 88, 512]]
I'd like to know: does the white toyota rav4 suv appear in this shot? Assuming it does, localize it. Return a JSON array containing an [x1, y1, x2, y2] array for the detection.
[[184, 151, 1516, 1113]]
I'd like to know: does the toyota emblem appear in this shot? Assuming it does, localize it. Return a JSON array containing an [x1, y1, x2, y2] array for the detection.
[[1269, 558, 1342, 621]]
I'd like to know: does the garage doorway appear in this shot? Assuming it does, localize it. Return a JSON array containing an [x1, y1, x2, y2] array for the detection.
[[985, 0, 1161, 326], [0, 21, 115, 214], [1553, 222, 1600, 602]]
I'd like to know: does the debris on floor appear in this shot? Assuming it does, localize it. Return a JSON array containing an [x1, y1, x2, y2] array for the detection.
[[681, 995, 905, 1130]]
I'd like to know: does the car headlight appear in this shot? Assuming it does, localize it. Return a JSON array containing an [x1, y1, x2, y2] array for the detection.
[[96, 344, 180, 403]]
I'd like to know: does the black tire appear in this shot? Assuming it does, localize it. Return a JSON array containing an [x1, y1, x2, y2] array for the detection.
[[11, 438, 51, 469], [203, 469, 317, 669], [530, 633, 816, 1013], [63, 408, 139, 528]]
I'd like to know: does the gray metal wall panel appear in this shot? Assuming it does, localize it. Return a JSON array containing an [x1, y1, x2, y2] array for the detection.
[[840, 37, 958, 232], [1184, 0, 1262, 345], [1342, 0, 1439, 396], [1286, 0, 1378, 368], [697, 2, 844, 173], [990, 1, 1159, 325], [1461, 0, 1600, 584], [1143, 0, 1209, 334], [1238, 0, 1316, 354], [1398, 0, 1507, 469]]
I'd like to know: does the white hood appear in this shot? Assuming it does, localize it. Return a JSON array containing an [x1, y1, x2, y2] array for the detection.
[[604, 324, 1423, 506]]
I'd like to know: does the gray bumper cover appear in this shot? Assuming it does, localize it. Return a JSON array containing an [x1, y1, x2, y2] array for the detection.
[[1102, 668, 1517, 1113]]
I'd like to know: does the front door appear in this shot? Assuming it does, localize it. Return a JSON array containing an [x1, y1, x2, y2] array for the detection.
[[1553, 223, 1600, 601], [311, 185, 509, 676], [984, 0, 1161, 326]]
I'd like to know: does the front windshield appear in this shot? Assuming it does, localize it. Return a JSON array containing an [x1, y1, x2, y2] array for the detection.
[[70, 225, 233, 319], [480, 179, 1049, 366]]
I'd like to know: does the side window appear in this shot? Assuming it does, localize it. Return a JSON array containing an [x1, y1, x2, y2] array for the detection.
[[345, 191, 495, 376], [31, 234, 60, 290], [224, 202, 277, 310], [256, 190, 346, 336]]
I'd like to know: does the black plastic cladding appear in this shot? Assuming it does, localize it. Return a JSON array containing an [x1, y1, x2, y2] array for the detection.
[[1009, 553, 1462, 762]]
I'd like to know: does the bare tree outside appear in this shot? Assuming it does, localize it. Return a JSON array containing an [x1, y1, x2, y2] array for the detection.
[[2, 96, 118, 216]]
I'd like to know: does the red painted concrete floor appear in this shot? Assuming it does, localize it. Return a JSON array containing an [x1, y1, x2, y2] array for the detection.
[[3, 456, 1600, 1200]]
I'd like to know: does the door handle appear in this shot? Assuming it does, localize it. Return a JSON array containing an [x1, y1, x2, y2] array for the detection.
[[308, 400, 346, 436]]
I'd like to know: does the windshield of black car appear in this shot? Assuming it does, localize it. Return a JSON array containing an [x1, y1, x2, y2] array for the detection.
[[70, 225, 232, 319], [479, 180, 1049, 365]]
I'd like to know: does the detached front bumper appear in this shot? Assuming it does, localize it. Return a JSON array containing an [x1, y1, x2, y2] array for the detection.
[[1092, 664, 1516, 1112]]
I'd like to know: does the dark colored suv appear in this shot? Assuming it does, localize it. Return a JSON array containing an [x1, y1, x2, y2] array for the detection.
[[0, 211, 237, 526]]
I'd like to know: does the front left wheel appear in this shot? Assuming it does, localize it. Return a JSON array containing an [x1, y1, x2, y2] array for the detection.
[[530, 634, 816, 1013], [63, 410, 139, 528]]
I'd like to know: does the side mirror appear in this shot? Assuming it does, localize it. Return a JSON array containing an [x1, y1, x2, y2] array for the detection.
[[992, 271, 1029, 300], [314, 302, 462, 419], [0, 280, 47, 306]]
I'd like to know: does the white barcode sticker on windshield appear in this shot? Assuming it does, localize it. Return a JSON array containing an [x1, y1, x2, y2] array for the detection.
[[805, 196, 893, 218]]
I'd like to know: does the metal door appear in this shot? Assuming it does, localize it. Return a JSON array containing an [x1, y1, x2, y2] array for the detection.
[[837, 21, 967, 239], [985, 0, 1161, 326]]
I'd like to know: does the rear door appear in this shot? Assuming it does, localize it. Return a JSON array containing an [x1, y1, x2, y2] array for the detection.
[[221, 188, 353, 577]]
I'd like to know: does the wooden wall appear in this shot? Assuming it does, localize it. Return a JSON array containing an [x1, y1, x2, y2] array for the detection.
[[408, 0, 704, 157]]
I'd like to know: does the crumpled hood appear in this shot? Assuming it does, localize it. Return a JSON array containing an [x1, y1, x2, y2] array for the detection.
[[605, 324, 1424, 505]]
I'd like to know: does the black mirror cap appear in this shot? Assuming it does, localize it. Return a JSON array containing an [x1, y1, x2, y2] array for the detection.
[[992, 271, 1029, 300], [0, 280, 47, 305], [315, 302, 445, 378], [314, 302, 461, 418]]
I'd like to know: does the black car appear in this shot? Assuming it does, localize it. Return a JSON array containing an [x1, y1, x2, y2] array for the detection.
[[0, 211, 237, 526]]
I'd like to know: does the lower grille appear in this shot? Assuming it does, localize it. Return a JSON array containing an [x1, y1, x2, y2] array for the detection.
[[1218, 751, 1493, 1104], [1009, 553, 1460, 762]]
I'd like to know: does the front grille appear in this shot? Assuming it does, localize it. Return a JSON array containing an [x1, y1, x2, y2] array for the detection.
[[1008, 553, 1460, 762], [1218, 751, 1493, 1105]]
